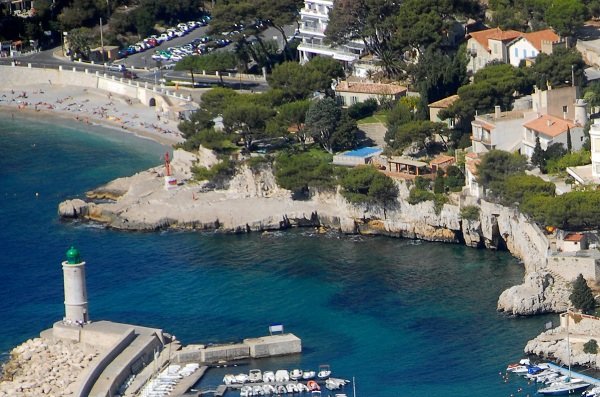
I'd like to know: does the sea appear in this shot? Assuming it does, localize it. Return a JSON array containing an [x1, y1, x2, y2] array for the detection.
[[0, 113, 558, 397]]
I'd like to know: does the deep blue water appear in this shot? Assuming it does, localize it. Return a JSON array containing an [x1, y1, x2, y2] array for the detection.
[[0, 113, 557, 397]]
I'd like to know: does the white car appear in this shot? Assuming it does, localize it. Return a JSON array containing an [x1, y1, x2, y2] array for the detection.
[[159, 33, 170, 42], [108, 64, 126, 72]]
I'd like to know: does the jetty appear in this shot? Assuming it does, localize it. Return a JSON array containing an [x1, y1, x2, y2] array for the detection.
[[546, 363, 600, 386]]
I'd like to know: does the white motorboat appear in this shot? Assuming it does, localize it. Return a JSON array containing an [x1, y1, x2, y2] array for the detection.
[[290, 369, 303, 381], [275, 370, 290, 382], [223, 374, 237, 385], [263, 384, 276, 395], [263, 371, 275, 383], [240, 385, 254, 397], [276, 385, 288, 394], [317, 365, 331, 379], [253, 385, 265, 395], [297, 383, 310, 393], [236, 373, 250, 384], [302, 370, 316, 380], [325, 378, 349, 390], [584, 386, 600, 397], [249, 369, 262, 383], [286, 383, 298, 393], [506, 358, 530, 372]]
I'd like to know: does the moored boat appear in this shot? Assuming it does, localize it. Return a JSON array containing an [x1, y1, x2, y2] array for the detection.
[[302, 370, 316, 380], [297, 383, 310, 393], [263, 384, 276, 395], [537, 379, 590, 395], [583, 386, 600, 397], [317, 364, 331, 379], [249, 369, 262, 383], [263, 371, 275, 383], [235, 373, 250, 384], [307, 380, 320, 391], [240, 385, 253, 397], [325, 378, 349, 391], [276, 385, 287, 394], [290, 369, 303, 381], [275, 370, 290, 383], [223, 374, 236, 385]]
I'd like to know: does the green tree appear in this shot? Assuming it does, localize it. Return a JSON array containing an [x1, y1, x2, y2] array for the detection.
[[305, 97, 341, 153], [341, 166, 399, 209], [256, 0, 304, 60], [222, 102, 276, 150], [584, 339, 599, 355], [274, 150, 337, 196], [386, 120, 447, 153], [477, 150, 528, 190], [198, 87, 240, 116], [66, 27, 94, 60], [176, 52, 237, 86], [304, 56, 345, 94], [545, 0, 587, 37], [531, 135, 546, 170], [567, 126, 573, 153], [277, 100, 311, 149], [178, 109, 215, 140], [570, 274, 596, 314], [268, 62, 316, 101], [530, 47, 586, 89], [330, 111, 359, 152], [433, 169, 445, 194]]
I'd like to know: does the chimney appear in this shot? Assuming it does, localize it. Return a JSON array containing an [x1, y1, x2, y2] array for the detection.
[[547, 119, 552, 127], [494, 105, 501, 119]]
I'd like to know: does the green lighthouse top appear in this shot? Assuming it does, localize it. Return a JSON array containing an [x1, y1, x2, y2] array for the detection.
[[65, 246, 82, 264]]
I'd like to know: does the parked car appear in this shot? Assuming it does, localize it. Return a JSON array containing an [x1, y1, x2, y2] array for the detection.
[[123, 70, 138, 79], [108, 64, 126, 72]]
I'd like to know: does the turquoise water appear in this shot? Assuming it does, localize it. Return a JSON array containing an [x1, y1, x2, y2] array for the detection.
[[0, 114, 556, 397]]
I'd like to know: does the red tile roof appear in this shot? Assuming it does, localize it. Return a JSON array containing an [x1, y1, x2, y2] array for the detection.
[[429, 155, 456, 165], [521, 29, 560, 51], [564, 233, 585, 242], [523, 114, 576, 138], [335, 81, 407, 95], [429, 94, 459, 109], [469, 28, 522, 51]]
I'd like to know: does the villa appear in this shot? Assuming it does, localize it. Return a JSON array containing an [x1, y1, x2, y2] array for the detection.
[[296, 0, 365, 66]]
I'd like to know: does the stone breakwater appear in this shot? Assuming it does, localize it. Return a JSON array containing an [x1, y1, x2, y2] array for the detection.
[[0, 337, 101, 397], [57, 149, 570, 315]]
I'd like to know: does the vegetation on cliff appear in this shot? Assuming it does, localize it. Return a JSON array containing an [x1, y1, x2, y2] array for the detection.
[[570, 274, 596, 314]]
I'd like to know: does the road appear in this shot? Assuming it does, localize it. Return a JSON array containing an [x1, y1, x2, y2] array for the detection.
[[2, 24, 296, 92]]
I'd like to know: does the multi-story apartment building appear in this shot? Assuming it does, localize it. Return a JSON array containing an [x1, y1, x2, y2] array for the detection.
[[296, 0, 365, 66]]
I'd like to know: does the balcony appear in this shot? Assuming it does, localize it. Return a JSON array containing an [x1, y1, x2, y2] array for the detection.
[[300, 8, 329, 19], [299, 25, 327, 36], [297, 42, 360, 62], [471, 134, 492, 145]]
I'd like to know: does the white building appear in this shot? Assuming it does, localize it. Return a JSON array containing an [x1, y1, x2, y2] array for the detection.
[[507, 29, 562, 67], [521, 114, 584, 158], [568, 119, 600, 184], [297, 0, 365, 65], [466, 28, 521, 73]]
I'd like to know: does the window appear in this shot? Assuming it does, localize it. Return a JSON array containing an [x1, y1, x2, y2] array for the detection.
[[351, 96, 358, 104], [523, 49, 526, 58], [493, 43, 498, 54], [514, 47, 518, 57], [563, 105, 568, 113], [594, 138, 600, 152], [595, 162, 600, 175]]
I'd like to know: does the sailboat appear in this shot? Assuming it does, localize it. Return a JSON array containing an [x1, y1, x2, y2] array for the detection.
[[538, 310, 591, 395]]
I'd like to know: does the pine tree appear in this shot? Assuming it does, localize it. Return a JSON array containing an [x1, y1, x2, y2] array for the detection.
[[531, 135, 546, 171], [567, 126, 572, 153], [584, 339, 598, 355], [570, 273, 596, 314]]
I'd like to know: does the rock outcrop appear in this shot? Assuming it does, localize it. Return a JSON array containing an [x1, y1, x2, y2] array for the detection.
[[0, 337, 101, 397], [497, 272, 570, 315], [57, 151, 569, 315]]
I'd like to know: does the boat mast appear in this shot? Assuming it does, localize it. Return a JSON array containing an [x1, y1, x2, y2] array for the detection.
[[353, 376, 356, 397], [567, 309, 572, 379]]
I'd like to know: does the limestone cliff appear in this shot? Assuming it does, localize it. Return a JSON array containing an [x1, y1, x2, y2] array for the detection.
[[57, 153, 570, 315]]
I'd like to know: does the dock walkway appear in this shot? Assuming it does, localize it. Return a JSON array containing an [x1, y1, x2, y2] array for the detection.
[[547, 363, 600, 386], [170, 366, 207, 397]]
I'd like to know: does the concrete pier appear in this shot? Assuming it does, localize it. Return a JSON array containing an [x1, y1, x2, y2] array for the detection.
[[175, 333, 302, 363]]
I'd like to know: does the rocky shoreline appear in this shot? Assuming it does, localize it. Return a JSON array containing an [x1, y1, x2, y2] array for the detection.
[[56, 148, 572, 317], [0, 337, 101, 397]]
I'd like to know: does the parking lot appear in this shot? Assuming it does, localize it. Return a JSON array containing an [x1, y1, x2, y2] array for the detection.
[[116, 23, 212, 70]]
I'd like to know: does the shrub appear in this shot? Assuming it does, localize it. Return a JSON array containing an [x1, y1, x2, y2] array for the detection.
[[570, 274, 596, 314], [341, 166, 398, 207], [347, 98, 378, 120], [246, 155, 272, 172], [191, 158, 236, 188], [408, 187, 435, 205], [546, 150, 591, 174], [445, 166, 464, 191], [274, 149, 336, 196], [460, 205, 480, 221]]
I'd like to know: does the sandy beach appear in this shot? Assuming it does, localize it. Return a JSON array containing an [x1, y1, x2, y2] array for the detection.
[[0, 84, 185, 146]]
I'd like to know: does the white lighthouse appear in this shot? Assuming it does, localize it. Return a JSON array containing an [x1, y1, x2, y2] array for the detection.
[[62, 246, 89, 325]]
